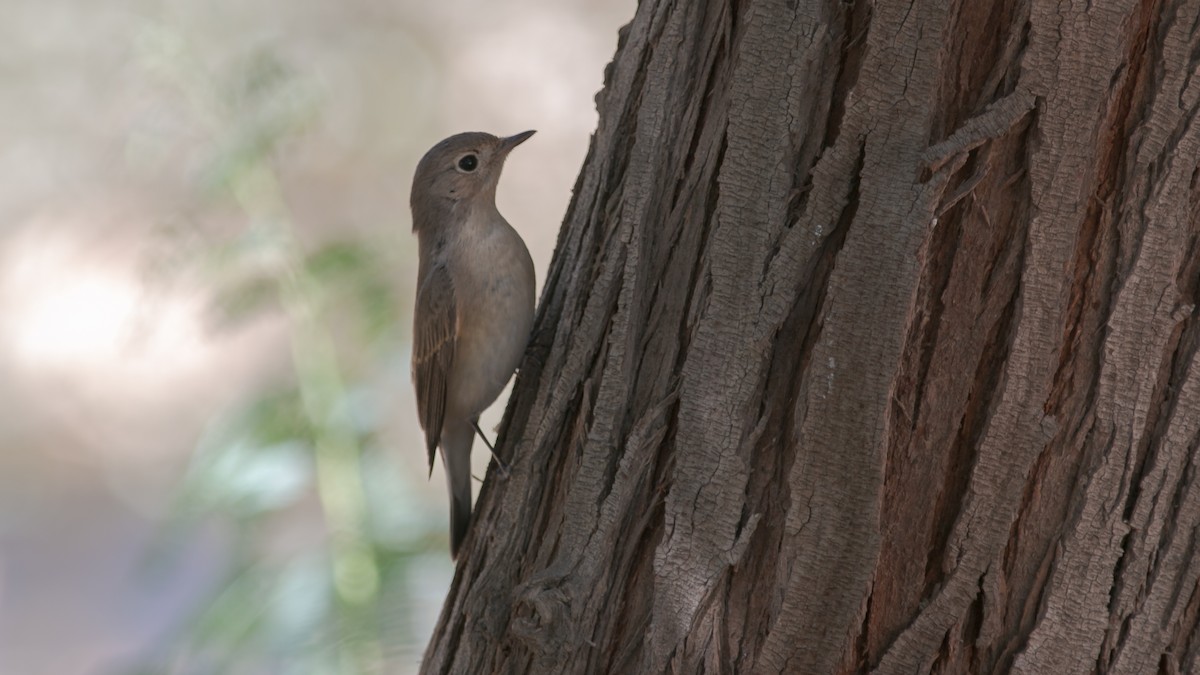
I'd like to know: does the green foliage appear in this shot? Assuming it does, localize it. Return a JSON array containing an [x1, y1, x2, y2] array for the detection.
[[208, 273, 280, 332], [127, 23, 441, 675], [181, 390, 314, 518]]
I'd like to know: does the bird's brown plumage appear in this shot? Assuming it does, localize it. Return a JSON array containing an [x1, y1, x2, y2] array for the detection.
[[412, 263, 456, 474]]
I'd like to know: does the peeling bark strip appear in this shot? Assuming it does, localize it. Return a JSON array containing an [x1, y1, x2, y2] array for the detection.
[[420, 0, 1200, 673]]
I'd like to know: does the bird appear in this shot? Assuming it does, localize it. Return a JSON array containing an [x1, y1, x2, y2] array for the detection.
[[409, 130, 536, 558]]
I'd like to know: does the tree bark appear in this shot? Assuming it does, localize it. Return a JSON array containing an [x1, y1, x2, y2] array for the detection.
[[421, 0, 1200, 673]]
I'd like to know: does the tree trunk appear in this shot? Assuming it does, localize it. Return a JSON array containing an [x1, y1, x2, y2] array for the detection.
[[421, 0, 1200, 672]]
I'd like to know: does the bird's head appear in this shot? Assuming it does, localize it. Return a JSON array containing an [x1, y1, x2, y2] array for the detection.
[[410, 130, 535, 225]]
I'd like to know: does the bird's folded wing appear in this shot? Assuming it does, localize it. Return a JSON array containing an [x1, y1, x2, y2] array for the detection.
[[412, 263, 456, 473]]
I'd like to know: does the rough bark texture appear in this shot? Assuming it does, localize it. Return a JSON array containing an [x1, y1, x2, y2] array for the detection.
[[421, 0, 1200, 673]]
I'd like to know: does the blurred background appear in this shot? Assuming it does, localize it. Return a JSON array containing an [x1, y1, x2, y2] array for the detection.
[[0, 1, 630, 673]]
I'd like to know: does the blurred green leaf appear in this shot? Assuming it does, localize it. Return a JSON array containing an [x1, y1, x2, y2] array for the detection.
[[305, 242, 373, 283], [220, 384, 314, 446], [239, 388, 315, 446], [208, 274, 280, 330], [186, 439, 313, 517], [360, 446, 441, 551], [268, 554, 333, 648], [357, 275, 398, 342], [231, 50, 294, 105], [196, 51, 321, 197], [177, 388, 317, 520], [304, 241, 399, 342], [191, 564, 273, 650]]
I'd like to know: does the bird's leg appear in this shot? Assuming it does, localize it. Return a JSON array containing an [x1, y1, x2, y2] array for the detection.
[[472, 419, 510, 476]]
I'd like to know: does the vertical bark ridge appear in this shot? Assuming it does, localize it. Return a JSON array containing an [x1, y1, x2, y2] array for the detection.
[[648, 0, 834, 667], [863, 0, 1036, 658], [1028, 1, 1200, 671], [757, 0, 963, 669]]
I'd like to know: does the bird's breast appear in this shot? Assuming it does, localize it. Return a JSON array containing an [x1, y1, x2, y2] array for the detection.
[[444, 218, 535, 420]]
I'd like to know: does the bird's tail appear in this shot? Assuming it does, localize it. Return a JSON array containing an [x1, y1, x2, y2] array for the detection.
[[440, 422, 474, 559], [449, 488, 471, 560]]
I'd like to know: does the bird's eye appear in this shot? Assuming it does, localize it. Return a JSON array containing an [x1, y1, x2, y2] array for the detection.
[[457, 154, 478, 172]]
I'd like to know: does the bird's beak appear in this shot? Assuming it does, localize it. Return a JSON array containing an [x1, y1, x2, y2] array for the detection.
[[499, 130, 536, 153]]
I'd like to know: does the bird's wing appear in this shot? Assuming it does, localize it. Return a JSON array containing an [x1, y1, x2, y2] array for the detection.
[[412, 263, 456, 474]]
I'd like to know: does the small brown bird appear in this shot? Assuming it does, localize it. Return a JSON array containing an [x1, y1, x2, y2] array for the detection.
[[410, 130, 536, 558]]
